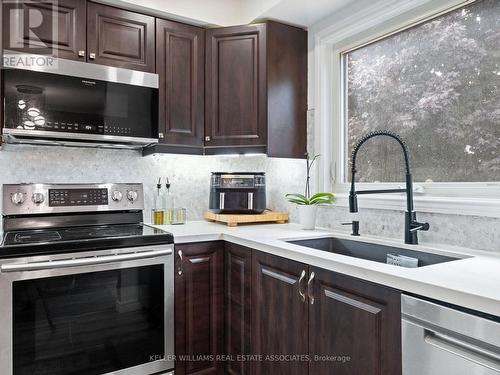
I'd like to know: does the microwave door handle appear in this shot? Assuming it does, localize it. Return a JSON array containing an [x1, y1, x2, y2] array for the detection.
[[424, 329, 500, 372], [0, 248, 173, 273]]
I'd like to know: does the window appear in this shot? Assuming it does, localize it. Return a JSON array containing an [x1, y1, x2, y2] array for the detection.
[[343, 0, 499, 184]]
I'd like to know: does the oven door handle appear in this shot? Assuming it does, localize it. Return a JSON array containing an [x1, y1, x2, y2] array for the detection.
[[0, 248, 173, 273]]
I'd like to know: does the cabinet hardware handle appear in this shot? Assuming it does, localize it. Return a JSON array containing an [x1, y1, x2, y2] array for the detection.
[[307, 272, 315, 305], [177, 250, 183, 275], [78, 50, 85, 57], [158, 132, 164, 139], [205, 136, 211, 142], [89, 53, 96, 60], [298, 269, 306, 302]]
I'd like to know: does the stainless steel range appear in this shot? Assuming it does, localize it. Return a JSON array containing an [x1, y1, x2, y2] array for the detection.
[[0, 183, 174, 375]]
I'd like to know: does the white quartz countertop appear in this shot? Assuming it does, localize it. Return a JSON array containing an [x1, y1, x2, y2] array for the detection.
[[151, 221, 500, 317]]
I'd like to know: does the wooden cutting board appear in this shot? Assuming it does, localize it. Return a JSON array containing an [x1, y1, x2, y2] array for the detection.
[[204, 210, 288, 227]]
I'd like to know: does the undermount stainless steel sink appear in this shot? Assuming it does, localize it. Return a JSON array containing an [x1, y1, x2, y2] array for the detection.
[[286, 237, 462, 267]]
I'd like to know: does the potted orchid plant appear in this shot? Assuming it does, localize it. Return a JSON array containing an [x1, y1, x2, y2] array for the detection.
[[286, 154, 335, 229]]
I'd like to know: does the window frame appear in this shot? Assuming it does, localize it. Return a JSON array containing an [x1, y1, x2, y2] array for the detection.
[[312, 0, 500, 218]]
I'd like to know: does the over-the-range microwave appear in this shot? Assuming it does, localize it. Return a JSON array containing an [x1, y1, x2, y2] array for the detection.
[[2, 56, 159, 149]]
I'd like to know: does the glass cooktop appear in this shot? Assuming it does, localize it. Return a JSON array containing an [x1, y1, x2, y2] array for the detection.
[[1, 224, 172, 247]]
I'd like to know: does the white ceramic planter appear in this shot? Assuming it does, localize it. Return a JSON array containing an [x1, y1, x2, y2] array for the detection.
[[298, 205, 318, 230]]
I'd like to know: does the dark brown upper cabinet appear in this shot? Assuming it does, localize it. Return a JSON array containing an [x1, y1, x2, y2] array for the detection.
[[2, 0, 86, 61], [175, 242, 224, 375], [308, 267, 402, 375], [154, 19, 205, 154], [205, 24, 267, 153], [87, 2, 155, 72], [205, 21, 307, 158]]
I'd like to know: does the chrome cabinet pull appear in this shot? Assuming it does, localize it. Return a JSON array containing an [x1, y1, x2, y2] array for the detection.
[[0, 249, 172, 273], [78, 50, 85, 57], [177, 250, 183, 275], [89, 53, 96, 60], [307, 272, 315, 305], [298, 269, 306, 302]]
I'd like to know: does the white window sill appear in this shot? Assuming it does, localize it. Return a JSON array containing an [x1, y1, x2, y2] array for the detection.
[[333, 193, 500, 218]]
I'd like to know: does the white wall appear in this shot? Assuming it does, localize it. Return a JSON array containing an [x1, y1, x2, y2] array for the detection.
[[99, 0, 245, 26], [100, 0, 358, 27]]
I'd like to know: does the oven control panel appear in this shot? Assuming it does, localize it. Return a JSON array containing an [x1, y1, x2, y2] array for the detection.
[[2, 183, 144, 216], [49, 188, 109, 207]]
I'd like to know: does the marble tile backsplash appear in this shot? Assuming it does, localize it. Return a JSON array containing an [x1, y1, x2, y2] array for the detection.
[[0, 144, 306, 226], [1, 143, 498, 253], [316, 206, 500, 253]]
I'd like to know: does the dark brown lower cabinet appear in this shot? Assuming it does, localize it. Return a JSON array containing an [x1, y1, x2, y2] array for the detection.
[[175, 242, 224, 375], [175, 243, 402, 375], [225, 243, 252, 375], [308, 267, 402, 375], [251, 251, 309, 375]]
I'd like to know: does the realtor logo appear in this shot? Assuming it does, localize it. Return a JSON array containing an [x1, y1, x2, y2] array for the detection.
[[3, 0, 59, 68]]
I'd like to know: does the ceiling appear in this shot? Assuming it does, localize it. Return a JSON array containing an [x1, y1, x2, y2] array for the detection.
[[104, 0, 356, 27], [245, 0, 354, 27]]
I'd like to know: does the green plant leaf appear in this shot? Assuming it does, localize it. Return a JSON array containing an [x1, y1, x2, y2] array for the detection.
[[309, 192, 335, 200], [309, 192, 335, 205], [285, 193, 308, 201], [285, 193, 310, 205]]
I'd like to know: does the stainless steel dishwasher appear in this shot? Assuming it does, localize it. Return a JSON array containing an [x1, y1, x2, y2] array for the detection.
[[402, 295, 500, 374]]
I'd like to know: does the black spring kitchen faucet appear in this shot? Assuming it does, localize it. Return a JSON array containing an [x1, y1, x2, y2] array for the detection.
[[348, 130, 429, 245]]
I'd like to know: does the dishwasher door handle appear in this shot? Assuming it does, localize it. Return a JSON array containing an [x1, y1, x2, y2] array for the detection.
[[424, 329, 500, 373]]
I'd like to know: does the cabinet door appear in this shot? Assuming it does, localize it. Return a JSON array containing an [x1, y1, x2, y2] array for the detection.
[[2, 0, 86, 60], [87, 2, 155, 72], [205, 24, 267, 149], [225, 243, 252, 375], [156, 19, 204, 150], [309, 267, 402, 375], [252, 251, 309, 375], [266, 21, 307, 158], [175, 242, 224, 375]]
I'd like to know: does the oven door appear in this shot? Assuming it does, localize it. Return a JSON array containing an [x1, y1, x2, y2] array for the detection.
[[0, 245, 174, 375]]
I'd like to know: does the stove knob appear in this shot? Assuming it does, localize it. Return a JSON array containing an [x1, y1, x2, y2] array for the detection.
[[31, 193, 45, 204], [127, 190, 138, 202], [11, 192, 25, 205], [111, 190, 123, 202]]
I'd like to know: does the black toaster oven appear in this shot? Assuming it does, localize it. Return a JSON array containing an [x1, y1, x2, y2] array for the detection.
[[209, 172, 266, 214]]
